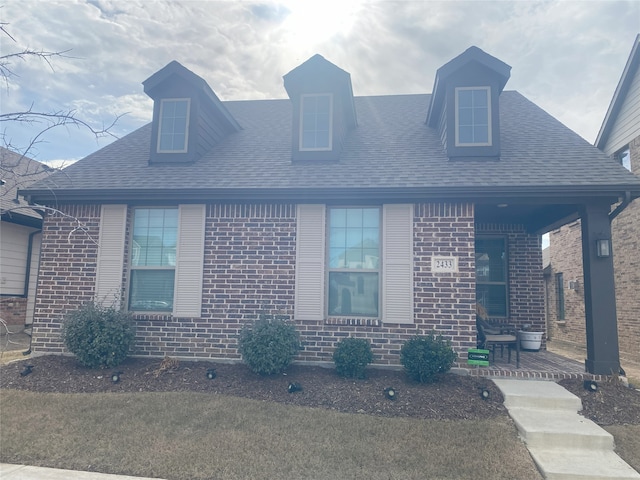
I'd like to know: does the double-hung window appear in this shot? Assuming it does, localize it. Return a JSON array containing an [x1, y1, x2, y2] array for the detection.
[[328, 207, 380, 317], [475, 236, 507, 317], [300, 94, 332, 151], [158, 98, 190, 153], [455, 87, 491, 146], [129, 208, 178, 312]]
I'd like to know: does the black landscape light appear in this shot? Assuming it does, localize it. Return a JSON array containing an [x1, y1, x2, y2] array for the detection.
[[384, 387, 396, 400], [583, 380, 598, 392], [480, 388, 491, 400], [20, 365, 34, 377], [206, 368, 217, 380], [111, 371, 122, 384], [288, 382, 303, 393]]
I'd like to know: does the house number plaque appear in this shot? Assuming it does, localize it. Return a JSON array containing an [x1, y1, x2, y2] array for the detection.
[[432, 256, 458, 273]]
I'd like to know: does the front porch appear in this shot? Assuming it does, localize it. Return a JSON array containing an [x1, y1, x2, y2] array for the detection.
[[466, 348, 608, 381]]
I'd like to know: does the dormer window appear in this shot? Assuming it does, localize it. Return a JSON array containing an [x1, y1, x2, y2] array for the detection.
[[300, 93, 333, 151], [158, 98, 190, 153], [455, 87, 491, 146]]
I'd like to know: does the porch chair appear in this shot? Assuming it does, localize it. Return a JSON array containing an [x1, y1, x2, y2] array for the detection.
[[476, 318, 520, 368]]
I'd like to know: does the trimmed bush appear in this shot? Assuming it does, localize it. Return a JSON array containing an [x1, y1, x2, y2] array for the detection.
[[400, 334, 457, 383], [62, 303, 134, 369], [238, 314, 301, 375], [333, 337, 374, 379]]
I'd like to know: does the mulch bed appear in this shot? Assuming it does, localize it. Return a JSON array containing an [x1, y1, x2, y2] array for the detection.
[[1, 355, 638, 424]]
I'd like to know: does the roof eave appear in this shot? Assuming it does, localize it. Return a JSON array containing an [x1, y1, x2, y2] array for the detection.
[[20, 184, 640, 206]]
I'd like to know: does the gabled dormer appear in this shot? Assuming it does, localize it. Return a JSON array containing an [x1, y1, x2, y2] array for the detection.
[[426, 46, 511, 159], [143, 61, 241, 164], [283, 54, 357, 162]]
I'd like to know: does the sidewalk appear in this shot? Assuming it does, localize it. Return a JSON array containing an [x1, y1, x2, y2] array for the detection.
[[0, 464, 166, 480]]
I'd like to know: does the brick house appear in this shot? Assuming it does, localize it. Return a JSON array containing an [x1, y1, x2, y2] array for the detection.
[[0, 148, 51, 331], [547, 35, 640, 368], [21, 46, 640, 374]]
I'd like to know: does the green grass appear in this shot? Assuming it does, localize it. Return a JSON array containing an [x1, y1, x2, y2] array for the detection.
[[1, 390, 542, 479]]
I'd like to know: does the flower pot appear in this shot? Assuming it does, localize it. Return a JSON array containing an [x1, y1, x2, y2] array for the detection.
[[520, 331, 543, 351]]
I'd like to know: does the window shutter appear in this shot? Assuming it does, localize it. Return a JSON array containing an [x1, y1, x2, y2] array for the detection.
[[95, 204, 127, 308], [295, 204, 326, 320], [382, 204, 414, 324], [173, 204, 205, 317]]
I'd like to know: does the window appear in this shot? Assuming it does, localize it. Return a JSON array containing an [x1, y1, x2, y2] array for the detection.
[[328, 207, 380, 317], [129, 208, 178, 311], [475, 236, 507, 317], [300, 94, 332, 151], [157, 99, 190, 153], [616, 146, 631, 171], [455, 87, 491, 146], [556, 272, 565, 321]]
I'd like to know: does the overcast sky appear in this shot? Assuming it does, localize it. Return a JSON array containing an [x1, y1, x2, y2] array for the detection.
[[2, 0, 639, 166]]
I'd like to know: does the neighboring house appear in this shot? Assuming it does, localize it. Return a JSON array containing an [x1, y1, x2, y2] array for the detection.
[[21, 46, 640, 374], [0, 147, 51, 331], [547, 35, 640, 368]]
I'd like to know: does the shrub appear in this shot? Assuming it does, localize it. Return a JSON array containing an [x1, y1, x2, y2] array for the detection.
[[400, 333, 457, 383], [62, 303, 134, 369], [238, 314, 301, 375], [333, 337, 374, 379]]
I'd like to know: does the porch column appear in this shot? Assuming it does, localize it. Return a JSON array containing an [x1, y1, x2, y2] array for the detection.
[[580, 204, 620, 375]]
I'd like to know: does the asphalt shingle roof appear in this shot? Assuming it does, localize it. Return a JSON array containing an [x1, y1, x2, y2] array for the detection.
[[23, 91, 640, 202]]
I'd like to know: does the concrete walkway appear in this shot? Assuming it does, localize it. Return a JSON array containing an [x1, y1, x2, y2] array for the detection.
[[494, 379, 640, 480], [0, 464, 166, 480]]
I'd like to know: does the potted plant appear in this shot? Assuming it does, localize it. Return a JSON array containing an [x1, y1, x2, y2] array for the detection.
[[519, 324, 543, 351]]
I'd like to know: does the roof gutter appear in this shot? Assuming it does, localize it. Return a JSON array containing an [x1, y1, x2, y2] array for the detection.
[[20, 184, 640, 206]]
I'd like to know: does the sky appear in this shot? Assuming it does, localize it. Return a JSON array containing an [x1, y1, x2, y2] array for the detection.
[[1, 0, 639, 168]]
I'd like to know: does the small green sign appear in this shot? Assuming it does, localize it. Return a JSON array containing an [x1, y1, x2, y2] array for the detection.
[[467, 349, 490, 366]]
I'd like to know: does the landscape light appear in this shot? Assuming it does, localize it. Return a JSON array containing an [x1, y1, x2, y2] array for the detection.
[[20, 365, 34, 377], [384, 387, 396, 400], [583, 380, 598, 392], [288, 382, 303, 393], [111, 371, 122, 383], [481, 388, 490, 400], [206, 368, 217, 380]]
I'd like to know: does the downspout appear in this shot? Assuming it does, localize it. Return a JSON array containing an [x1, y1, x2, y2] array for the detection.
[[22, 230, 41, 297], [609, 191, 631, 221], [22, 229, 41, 356]]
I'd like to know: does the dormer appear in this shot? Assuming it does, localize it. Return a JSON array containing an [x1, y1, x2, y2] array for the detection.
[[283, 54, 357, 162], [143, 61, 241, 164], [426, 46, 511, 159]]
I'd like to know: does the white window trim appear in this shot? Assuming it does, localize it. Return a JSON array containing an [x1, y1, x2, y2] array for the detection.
[[454, 86, 492, 147], [128, 206, 178, 313], [157, 98, 191, 153], [299, 93, 333, 152], [326, 206, 382, 318]]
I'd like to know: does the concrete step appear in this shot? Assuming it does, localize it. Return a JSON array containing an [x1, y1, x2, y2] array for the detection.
[[528, 448, 640, 480], [508, 407, 614, 450], [493, 379, 583, 412]]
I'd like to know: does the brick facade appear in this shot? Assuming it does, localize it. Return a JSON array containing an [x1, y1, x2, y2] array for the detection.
[[31, 202, 544, 368], [0, 297, 27, 327], [477, 223, 546, 340], [547, 135, 640, 366]]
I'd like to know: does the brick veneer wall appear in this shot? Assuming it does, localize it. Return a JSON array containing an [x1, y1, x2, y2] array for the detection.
[[30, 202, 544, 367], [30, 205, 100, 353], [547, 135, 640, 365], [0, 297, 27, 327], [476, 223, 546, 341], [612, 135, 640, 365], [547, 222, 586, 347]]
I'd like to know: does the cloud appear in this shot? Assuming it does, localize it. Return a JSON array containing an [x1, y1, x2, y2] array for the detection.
[[2, 0, 638, 162]]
